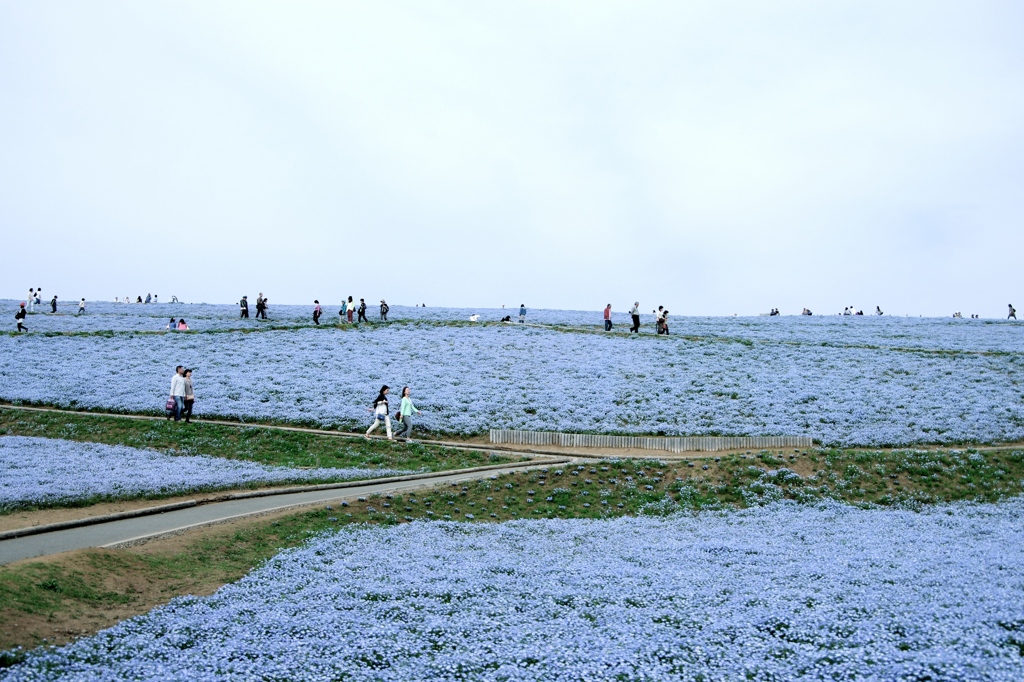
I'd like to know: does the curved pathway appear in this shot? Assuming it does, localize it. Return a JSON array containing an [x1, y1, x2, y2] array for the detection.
[[0, 457, 571, 565]]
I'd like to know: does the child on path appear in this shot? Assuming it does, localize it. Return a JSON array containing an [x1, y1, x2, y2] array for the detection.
[[394, 386, 422, 440], [629, 302, 641, 333], [50, 295, 58, 313], [519, 304, 526, 324], [603, 304, 613, 331], [313, 300, 322, 325], [15, 303, 27, 332], [339, 298, 348, 325], [366, 385, 392, 439]]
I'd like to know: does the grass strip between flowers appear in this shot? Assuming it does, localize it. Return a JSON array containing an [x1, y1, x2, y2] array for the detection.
[[0, 408, 514, 513], [2, 445, 1024, 657]]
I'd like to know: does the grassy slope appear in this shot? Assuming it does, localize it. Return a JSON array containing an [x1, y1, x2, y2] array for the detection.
[[0, 408, 518, 513], [2, 446, 1023, 656]]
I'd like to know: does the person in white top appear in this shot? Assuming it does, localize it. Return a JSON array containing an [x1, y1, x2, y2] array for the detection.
[[169, 365, 187, 422], [365, 385, 393, 440], [78, 299, 86, 315], [629, 302, 641, 334], [27, 289, 34, 313]]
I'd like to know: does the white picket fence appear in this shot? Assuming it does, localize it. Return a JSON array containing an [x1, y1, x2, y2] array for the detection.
[[489, 429, 814, 453]]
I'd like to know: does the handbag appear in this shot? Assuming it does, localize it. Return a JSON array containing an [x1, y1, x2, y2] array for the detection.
[[165, 397, 176, 411]]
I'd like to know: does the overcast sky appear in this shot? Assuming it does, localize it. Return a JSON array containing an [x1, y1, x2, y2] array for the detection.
[[1, 1, 1021, 316]]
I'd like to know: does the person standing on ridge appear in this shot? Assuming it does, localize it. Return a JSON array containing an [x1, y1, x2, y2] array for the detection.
[[654, 306, 665, 334], [26, 289, 34, 313], [255, 293, 267, 319], [313, 300, 322, 325], [1010, 304, 1017, 320], [357, 298, 368, 323], [34, 289, 42, 306], [380, 300, 389, 321], [339, 298, 348, 325], [629, 302, 641, 333], [603, 304, 613, 331], [239, 296, 249, 318], [145, 293, 151, 304], [78, 298, 86, 315], [15, 303, 27, 332], [50, 295, 58, 313], [347, 296, 355, 323], [394, 386, 422, 440], [519, 304, 526, 324]]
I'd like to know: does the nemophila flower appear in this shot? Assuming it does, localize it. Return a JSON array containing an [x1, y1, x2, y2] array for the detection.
[[0, 437, 414, 509], [2, 307, 1022, 446], [6, 500, 1024, 681]]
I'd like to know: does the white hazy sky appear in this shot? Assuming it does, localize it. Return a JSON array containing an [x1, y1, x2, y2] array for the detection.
[[1, 1, 1022, 316]]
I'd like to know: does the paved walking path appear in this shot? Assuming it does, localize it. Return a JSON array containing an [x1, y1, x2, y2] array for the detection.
[[0, 458, 570, 566]]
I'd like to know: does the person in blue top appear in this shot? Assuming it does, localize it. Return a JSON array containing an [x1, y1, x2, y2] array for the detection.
[[519, 304, 526, 324], [394, 386, 422, 440]]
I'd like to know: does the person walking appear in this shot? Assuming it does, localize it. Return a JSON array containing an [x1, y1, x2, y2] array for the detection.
[[357, 298, 368, 323], [661, 309, 670, 334], [239, 296, 249, 319], [380, 300, 389, 321], [629, 302, 641, 333], [77, 298, 86, 315], [313, 300, 322, 325], [519, 304, 526, 324], [169, 365, 186, 422], [50, 295, 58, 313], [255, 293, 266, 319], [27, 289, 34, 313], [34, 288, 42, 307], [347, 296, 355, 323], [339, 298, 348, 325], [654, 306, 665, 334], [365, 385, 392, 439], [394, 386, 422, 440], [1010, 304, 1017, 320], [182, 369, 195, 423], [15, 303, 27, 332], [603, 304, 613, 331]]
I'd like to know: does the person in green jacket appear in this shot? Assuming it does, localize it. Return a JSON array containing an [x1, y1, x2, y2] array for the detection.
[[394, 386, 422, 440]]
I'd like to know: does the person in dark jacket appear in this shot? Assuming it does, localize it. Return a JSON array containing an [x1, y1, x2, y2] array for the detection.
[[313, 300, 322, 325], [380, 300, 389, 321], [240, 296, 249, 318], [15, 303, 27, 332], [50, 295, 58, 313], [358, 299, 368, 323]]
